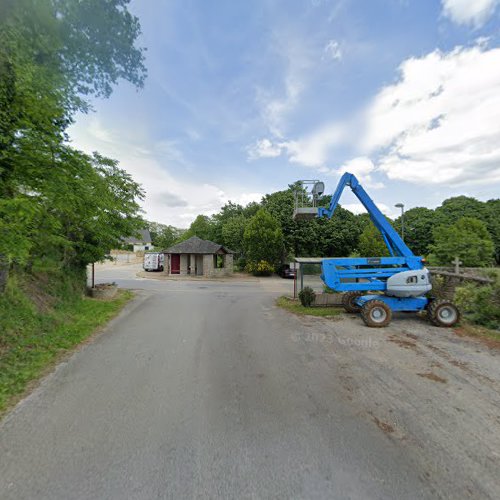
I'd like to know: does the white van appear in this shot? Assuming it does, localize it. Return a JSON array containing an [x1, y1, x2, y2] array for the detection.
[[143, 252, 165, 272]]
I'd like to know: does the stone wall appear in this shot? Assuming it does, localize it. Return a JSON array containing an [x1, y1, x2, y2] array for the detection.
[[202, 253, 233, 277], [165, 253, 233, 277]]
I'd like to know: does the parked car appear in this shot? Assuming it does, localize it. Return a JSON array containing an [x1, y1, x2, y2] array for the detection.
[[279, 264, 297, 279], [143, 252, 164, 272]]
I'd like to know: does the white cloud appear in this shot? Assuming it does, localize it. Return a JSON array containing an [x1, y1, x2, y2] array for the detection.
[[69, 118, 262, 228], [442, 0, 500, 27], [338, 157, 383, 188], [363, 43, 500, 185], [341, 202, 395, 218], [284, 123, 345, 168], [226, 192, 264, 206], [247, 122, 345, 168], [323, 40, 342, 61], [246, 138, 283, 160], [248, 43, 500, 190]]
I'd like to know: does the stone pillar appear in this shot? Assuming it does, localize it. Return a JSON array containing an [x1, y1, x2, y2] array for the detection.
[[225, 254, 233, 275], [180, 254, 188, 275], [203, 254, 214, 277]]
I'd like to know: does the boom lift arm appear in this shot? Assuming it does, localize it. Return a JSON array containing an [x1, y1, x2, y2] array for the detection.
[[317, 173, 413, 259]]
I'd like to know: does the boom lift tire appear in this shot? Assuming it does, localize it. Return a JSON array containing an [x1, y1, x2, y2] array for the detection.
[[342, 291, 363, 313], [427, 299, 460, 327], [361, 300, 392, 327]]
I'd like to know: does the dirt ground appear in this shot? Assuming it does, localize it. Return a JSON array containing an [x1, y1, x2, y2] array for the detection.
[[287, 309, 500, 498]]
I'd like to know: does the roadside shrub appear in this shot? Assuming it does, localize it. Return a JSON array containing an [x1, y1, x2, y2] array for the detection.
[[455, 281, 500, 330], [299, 286, 316, 307], [428, 275, 447, 299], [245, 260, 275, 276], [323, 285, 335, 294], [234, 256, 247, 272]]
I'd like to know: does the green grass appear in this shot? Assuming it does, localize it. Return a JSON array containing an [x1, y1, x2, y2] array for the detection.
[[276, 296, 342, 318], [455, 322, 500, 345], [0, 275, 133, 416]]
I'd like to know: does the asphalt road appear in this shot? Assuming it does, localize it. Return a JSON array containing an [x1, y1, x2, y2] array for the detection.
[[0, 265, 470, 499]]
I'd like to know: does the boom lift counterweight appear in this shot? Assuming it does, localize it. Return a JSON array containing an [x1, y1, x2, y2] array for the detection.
[[293, 173, 460, 328]]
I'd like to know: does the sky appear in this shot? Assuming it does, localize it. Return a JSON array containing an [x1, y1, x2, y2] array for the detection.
[[69, 0, 500, 227]]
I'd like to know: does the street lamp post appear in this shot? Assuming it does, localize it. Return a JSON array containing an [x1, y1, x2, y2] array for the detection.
[[395, 203, 405, 242]]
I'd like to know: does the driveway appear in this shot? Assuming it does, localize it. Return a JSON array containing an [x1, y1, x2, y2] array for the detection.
[[1, 265, 499, 499]]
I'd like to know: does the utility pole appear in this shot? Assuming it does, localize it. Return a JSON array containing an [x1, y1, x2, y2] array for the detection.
[[395, 203, 405, 242]]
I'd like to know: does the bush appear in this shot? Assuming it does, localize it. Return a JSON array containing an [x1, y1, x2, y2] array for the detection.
[[234, 257, 247, 272], [299, 286, 316, 307], [245, 260, 275, 276], [455, 280, 500, 330]]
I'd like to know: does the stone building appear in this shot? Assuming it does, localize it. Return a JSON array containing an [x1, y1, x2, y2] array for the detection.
[[163, 236, 234, 277]]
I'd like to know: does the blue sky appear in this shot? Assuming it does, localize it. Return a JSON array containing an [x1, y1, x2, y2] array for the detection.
[[69, 0, 500, 227]]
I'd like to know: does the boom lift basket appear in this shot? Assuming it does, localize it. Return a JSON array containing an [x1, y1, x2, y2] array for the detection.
[[292, 180, 324, 221]]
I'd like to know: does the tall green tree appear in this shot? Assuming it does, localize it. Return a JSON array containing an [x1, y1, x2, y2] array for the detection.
[[210, 202, 246, 244], [221, 215, 248, 254], [243, 209, 284, 266], [181, 215, 215, 242], [0, 0, 147, 288], [485, 199, 500, 264], [393, 207, 436, 256], [429, 217, 494, 267], [434, 196, 487, 227], [316, 208, 362, 257], [357, 222, 391, 257], [147, 222, 184, 251]]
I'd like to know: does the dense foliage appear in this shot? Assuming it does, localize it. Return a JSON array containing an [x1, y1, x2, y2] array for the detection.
[[455, 273, 500, 330], [243, 208, 284, 268], [0, 0, 146, 289], [146, 222, 185, 250], [429, 217, 495, 267], [357, 222, 390, 257], [176, 184, 500, 271]]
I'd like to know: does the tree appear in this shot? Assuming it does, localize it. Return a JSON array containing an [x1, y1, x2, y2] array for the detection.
[[181, 215, 215, 242], [357, 222, 390, 257], [434, 196, 487, 227], [221, 215, 248, 254], [243, 209, 284, 266], [262, 186, 325, 257], [434, 196, 500, 264], [0, 0, 146, 288], [261, 188, 298, 255], [147, 222, 184, 250], [429, 217, 494, 267], [316, 208, 362, 257], [393, 207, 436, 256], [485, 199, 500, 264], [210, 202, 245, 244]]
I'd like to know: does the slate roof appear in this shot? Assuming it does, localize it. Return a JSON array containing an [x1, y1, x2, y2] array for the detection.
[[163, 236, 234, 254], [123, 229, 152, 245]]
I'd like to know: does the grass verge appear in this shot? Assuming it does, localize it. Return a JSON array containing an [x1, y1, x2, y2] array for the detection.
[[454, 322, 500, 349], [276, 296, 342, 318], [0, 285, 133, 417]]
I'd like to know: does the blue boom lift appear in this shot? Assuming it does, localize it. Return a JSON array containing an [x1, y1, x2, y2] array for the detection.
[[293, 173, 460, 328]]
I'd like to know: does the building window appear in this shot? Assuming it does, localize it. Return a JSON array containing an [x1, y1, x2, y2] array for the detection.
[[214, 254, 224, 269]]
